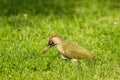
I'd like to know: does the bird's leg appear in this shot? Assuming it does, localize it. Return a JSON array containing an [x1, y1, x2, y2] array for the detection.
[[71, 59, 78, 63], [71, 59, 79, 66], [61, 55, 67, 60]]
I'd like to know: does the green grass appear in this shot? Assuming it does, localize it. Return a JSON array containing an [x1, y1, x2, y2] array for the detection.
[[0, 0, 120, 80]]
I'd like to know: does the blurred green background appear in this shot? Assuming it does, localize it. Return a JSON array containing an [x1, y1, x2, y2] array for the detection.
[[0, 0, 120, 80]]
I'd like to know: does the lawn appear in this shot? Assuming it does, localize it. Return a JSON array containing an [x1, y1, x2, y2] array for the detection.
[[0, 0, 120, 80]]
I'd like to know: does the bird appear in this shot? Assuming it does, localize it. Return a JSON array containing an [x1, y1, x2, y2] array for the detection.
[[43, 36, 95, 61]]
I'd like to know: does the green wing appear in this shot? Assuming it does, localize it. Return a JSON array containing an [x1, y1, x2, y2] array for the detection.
[[63, 41, 94, 59]]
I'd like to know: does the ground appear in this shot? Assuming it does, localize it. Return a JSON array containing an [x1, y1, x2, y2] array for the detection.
[[0, 0, 120, 80]]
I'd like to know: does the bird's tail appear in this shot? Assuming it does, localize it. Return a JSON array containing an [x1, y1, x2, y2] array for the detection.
[[90, 52, 97, 63]]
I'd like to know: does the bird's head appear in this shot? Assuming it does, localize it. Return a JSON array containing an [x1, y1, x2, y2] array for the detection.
[[43, 36, 64, 53]]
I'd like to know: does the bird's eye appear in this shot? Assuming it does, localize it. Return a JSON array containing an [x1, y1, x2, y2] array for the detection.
[[50, 41, 54, 45], [49, 40, 55, 46]]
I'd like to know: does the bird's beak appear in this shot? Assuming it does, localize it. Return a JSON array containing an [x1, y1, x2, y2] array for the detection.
[[42, 45, 51, 53]]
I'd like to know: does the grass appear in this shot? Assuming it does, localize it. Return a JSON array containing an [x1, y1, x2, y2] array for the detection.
[[0, 0, 120, 80]]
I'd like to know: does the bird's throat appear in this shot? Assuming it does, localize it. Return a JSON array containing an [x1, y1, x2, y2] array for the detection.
[[56, 45, 64, 54]]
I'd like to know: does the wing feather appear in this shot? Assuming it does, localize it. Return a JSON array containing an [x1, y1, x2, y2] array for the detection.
[[63, 41, 94, 59]]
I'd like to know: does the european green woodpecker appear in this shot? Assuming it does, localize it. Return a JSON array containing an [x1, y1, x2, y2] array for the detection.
[[43, 36, 95, 60]]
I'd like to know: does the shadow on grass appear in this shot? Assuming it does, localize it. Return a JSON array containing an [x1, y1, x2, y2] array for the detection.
[[0, 0, 119, 16], [0, 0, 119, 28], [0, 0, 77, 16]]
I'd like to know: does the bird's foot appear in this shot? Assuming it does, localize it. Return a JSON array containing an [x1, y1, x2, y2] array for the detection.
[[71, 59, 78, 63], [61, 55, 67, 60]]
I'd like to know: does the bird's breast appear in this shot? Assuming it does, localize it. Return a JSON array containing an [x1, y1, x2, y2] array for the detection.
[[56, 46, 64, 54]]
